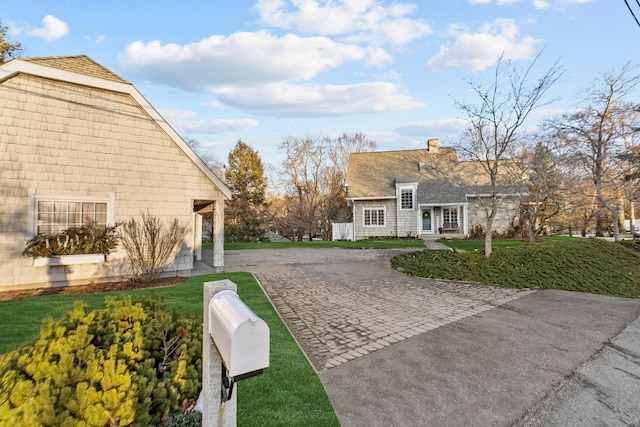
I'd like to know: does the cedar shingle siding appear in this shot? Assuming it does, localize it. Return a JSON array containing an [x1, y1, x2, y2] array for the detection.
[[0, 56, 230, 291]]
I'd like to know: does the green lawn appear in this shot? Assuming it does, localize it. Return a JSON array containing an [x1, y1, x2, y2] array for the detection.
[[437, 235, 572, 252], [203, 238, 425, 251], [0, 273, 339, 427], [392, 237, 640, 299]]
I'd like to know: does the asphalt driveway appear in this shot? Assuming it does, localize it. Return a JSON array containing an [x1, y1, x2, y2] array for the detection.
[[222, 247, 640, 426]]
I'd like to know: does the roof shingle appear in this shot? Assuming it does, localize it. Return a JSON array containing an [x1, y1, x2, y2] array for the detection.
[[20, 55, 129, 84], [346, 148, 521, 204]]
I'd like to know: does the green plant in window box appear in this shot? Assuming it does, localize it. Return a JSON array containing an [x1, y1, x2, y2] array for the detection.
[[22, 221, 118, 258]]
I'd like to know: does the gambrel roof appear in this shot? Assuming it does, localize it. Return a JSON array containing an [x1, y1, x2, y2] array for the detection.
[[346, 148, 523, 204], [0, 55, 231, 200], [20, 55, 129, 84]]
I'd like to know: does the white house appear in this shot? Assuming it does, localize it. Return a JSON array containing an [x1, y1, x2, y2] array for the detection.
[[345, 140, 524, 240], [0, 55, 231, 292]]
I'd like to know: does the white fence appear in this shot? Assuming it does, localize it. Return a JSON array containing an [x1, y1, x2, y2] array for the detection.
[[332, 222, 354, 241]]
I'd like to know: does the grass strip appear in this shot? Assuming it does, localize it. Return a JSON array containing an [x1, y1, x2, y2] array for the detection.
[[438, 235, 576, 252], [0, 272, 339, 426], [203, 239, 426, 251], [391, 238, 640, 299]]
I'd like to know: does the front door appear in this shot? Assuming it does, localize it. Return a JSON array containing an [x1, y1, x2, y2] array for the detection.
[[421, 208, 432, 232]]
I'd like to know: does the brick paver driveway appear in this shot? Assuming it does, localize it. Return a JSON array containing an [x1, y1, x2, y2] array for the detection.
[[223, 247, 533, 371]]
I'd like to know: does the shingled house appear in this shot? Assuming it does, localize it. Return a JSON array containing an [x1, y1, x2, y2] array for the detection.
[[0, 55, 231, 292], [344, 139, 524, 240]]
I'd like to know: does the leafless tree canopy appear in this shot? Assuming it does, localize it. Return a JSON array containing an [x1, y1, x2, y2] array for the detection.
[[545, 63, 640, 239], [275, 133, 376, 241], [456, 52, 563, 257], [119, 212, 188, 282], [519, 142, 565, 242]]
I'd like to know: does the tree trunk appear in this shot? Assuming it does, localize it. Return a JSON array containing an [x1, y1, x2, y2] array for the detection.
[[613, 209, 621, 241], [619, 201, 625, 236], [595, 211, 604, 237], [527, 210, 537, 243], [484, 215, 495, 258]]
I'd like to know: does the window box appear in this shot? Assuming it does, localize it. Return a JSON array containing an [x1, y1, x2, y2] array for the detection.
[[33, 253, 106, 267]]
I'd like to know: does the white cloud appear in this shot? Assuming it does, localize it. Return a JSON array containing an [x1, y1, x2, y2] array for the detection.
[[119, 30, 387, 91], [395, 119, 467, 138], [202, 100, 226, 109], [157, 108, 198, 121], [177, 118, 259, 134], [85, 34, 106, 44], [470, 0, 592, 7], [212, 82, 424, 117], [364, 46, 394, 67], [469, 0, 519, 4], [158, 110, 259, 137], [118, 29, 412, 117], [26, 15, 69, 41], [533, 0, 551, 8], [6, 20, 23, 36], [427, 19, 542, 71], [254, 0, 432, 45]]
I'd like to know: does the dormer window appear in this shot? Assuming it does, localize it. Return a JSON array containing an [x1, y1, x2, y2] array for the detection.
[[401, 189, 413, 209]]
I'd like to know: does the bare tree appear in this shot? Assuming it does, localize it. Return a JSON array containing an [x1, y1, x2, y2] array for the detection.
[[555, 161, 599, 236], [279, 135, 328, 240], [456, 52, 563, 257], [520, 142, 565, 241], [119, 212, 188, 282], [546, 63, 640, 240], [277, 133, 376, 241], [323, 133, 377, 231], [183, 136, 225, 180]]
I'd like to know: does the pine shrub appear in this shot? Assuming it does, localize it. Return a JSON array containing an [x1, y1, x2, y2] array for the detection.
[[22, 222, 119, 258], [0, 296, 202, 426]]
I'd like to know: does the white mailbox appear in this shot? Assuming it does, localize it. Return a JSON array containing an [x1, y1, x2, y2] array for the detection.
[[208, 290, 270, 380]]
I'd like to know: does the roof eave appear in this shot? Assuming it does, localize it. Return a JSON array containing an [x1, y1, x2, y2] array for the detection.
[[347, 196, 397, 201]]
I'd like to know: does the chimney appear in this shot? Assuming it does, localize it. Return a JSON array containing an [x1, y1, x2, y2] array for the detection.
[[427, 138, 438, 153]]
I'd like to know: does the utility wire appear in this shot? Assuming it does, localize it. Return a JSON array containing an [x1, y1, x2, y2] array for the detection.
[[624, 0, 640, 28]]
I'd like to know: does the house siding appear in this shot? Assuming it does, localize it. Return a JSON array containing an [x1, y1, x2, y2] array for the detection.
[[352, 199, 397, 240], [0, 73, 224, 290], [466, 196, 521, 235], [396, 207, 418, 238]]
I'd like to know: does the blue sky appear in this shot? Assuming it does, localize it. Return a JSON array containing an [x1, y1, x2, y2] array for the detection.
[[2, 0, 638, 169]]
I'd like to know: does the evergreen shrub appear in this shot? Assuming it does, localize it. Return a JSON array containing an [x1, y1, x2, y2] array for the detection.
[[617, 238, 640, 253], [22, 222, 118, 258], [0, 296, 202, 426]]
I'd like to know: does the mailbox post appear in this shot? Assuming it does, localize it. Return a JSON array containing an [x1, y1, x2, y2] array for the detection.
[[203, 280, 270, 427]]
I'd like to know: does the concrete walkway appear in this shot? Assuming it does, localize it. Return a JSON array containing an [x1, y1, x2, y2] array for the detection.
[[218, 248, 640, 426], [422, 239, 453, 250]]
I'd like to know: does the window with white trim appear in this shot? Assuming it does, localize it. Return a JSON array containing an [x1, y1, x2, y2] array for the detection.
[[442, 207, 458, 228], [363, 208, 385, 226], [36, 200, 108, 235], [400, 188, 414, 210]]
